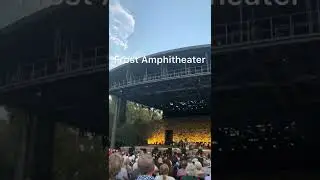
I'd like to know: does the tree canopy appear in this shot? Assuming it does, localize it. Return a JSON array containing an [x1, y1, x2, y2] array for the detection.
[[109, 95, 163, 146]]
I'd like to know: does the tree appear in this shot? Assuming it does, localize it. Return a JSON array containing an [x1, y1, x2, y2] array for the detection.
[[109, 97, 163, 146], [126, 101, 162, 124]]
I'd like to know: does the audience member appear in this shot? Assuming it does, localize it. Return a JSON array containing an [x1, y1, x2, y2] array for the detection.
[[137, 154, 156, 180], [109, 147, 211, 180], [181, 163, 199, 180], [155, 164, 175, 180], [109, 153, 123, 180]]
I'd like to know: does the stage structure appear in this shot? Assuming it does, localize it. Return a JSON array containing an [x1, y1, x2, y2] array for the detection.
[[0, 4, 107, 180], [109, 45, 211, 147], [215, 0, 320, 125], [214, 0, 320, 171]]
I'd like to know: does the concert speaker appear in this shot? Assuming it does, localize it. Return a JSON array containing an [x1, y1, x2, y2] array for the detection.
[[165, 130, 173, 145]]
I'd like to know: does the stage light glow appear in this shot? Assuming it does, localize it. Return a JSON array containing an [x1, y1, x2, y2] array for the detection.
[[147, 120, 211, 144]]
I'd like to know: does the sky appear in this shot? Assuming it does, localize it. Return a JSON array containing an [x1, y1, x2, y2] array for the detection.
[[109, 0, 211, 69]]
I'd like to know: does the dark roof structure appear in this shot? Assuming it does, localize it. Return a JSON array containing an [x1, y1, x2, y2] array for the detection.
[[109, 45, 211, 117], [215, 1, 310, 24], [109, 44, 210, 83], [214, 1, 320, 125], [213, 3, 320, 174], [0, 3, 108, 133], [0, 3, 107, 71]]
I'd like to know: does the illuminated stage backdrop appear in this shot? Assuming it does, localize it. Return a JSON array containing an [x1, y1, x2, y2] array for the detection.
[[147, 116, 211, 144]]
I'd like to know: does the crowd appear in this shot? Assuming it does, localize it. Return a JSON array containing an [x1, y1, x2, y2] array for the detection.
[[150, 141, 211, 150], [108, 147, 211, 180], [179, 141, 211, 150], [213, 121, 300, 153], [212, 121, 307, 171]]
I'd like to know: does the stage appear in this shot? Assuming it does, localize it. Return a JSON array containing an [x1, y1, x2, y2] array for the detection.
[[147, 116, 211, 145]]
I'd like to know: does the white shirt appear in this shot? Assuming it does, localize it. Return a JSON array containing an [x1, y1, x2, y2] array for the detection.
[[133, 162, 138, 170], [115, 167, 128, 180], [203, 166, 211, 176]]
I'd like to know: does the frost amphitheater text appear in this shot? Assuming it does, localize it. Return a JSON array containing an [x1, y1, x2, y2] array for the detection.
[[113, 56, 206, 65]]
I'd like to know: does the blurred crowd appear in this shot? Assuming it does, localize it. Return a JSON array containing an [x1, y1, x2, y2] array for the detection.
[[212, 121, 308, 171], [149, 141, 211, 150], [108, 147, 211, 180], [213, 121, 300, 153]]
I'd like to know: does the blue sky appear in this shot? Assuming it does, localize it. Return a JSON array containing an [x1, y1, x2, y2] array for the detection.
[[109, 0, 211, 69]]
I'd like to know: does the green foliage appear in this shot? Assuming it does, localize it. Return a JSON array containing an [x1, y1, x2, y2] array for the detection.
[[109, 95, 163, 145], [126, 101, 162, 124], [109, 95, 162, 124]]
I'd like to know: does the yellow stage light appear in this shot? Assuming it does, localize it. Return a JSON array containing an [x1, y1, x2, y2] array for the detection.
[[147, 121, 211, 144]]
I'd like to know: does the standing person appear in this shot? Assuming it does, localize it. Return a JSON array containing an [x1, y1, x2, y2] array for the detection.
[[181, 164, 199, 180], [155, 164, 175, 180], [177, 160, 188, 179], [177, 160, 188, 178], [163, 156, 173, 176], [194, 161, 205, 179], [124, 158, 133, 178], [179, 139, 184, 148], [184, 138, 188, 148], [109, 154, 123, 180], [202, 160, 211, 177], [116, 164, 129, 180], [116, 157, 131, 180], [130, 162, 140, 180], [136, 154, 156, 180], [156, 157, 164, 169]]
